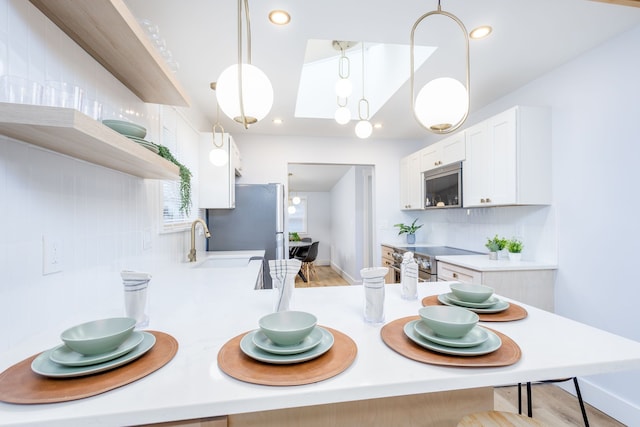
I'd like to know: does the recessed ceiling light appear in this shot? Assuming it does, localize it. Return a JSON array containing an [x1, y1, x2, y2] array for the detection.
[[273, 118, 283, 125], [269, 10, 290, 25], [470, 26, 492, 39], [374, 123, 383, 129]]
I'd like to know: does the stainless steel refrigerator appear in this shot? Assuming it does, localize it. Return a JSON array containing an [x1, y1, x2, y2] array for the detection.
[[205, 183, 285, 289]]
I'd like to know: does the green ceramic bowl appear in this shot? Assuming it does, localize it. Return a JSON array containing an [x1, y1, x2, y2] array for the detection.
[[102, 119, 147, 139], [418, 306, 478, 338], [258, 311, 317, 346], [450, 283, 494, 303], [61, 317, 136, 355]]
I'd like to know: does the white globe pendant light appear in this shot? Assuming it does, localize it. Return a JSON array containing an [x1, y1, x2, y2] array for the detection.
[[414, 77, 468, 132], [334, 105, 351, 125], [410, 0, 470, 134], [355, 119, 373, 139], [216, 63, 273, 126]]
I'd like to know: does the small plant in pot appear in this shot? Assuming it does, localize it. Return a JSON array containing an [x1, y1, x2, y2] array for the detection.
[[506, 238, 523, 261], [394, 219, 423, 244], [485, 235, 507, 260]]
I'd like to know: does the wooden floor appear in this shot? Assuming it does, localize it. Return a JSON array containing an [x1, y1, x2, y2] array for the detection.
[[494, 383, 625, 426], [295, 265, 350, 287], [296, 266, 624, 426]]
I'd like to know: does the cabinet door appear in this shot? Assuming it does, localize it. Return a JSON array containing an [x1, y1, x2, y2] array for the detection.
[[463, 122, 491, 207], [487, 108, 517, 205], [440, 132, 466, 165], [420, 144, 441, 172], [400, 153, 422, 210], [438, 262, 483, 283]]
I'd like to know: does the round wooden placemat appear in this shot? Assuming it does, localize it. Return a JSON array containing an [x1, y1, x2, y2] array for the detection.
[[0, 331, 178, 404], [217, 326, 357, 386], [421, 295, 528, 322], [381, 316, 521, 368]]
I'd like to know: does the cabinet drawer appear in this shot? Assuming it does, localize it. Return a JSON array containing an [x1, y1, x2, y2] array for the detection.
[[438, 262, 482, 283], [381, 245, 395, 260]]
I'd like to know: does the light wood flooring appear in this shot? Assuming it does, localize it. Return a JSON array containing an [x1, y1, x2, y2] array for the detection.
[[296, 266, 624, 426]]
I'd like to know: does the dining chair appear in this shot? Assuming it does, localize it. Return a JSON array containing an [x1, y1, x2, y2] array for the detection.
[[457, 410, 544, 426], [300, 237, 312, 242], [295, 241, 319, 282], [518, 378, 589, 427]]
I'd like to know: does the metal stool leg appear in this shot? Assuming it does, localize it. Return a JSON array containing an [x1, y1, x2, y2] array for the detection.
[[573, 377, 590, 427], [526, 382, 533, 417], [518, 383, 523, 415]]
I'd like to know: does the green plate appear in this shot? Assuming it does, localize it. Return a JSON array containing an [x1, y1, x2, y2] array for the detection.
[[32, 332, 155, 378], [49, 331, 144, 367], [252, 327, 323, 355], [443, 292, 501, 308], [240, 327, 333, 364], [102, 119, 146, 138], [404, 320, 501, 356], [413, 321, 489, 348], [438, 293, 510, 314]]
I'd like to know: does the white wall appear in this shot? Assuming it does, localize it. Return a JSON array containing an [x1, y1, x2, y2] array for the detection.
[[0, 1, 204, 352], [330, 167, 357, 282], [416, 25, 640, 424], [293, 191, 331, 265]]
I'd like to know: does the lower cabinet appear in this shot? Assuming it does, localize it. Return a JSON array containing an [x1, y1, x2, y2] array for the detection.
[[438, 262, 555, 312], [381, 245, 397, 284]]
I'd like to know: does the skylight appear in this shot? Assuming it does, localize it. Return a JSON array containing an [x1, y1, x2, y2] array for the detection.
[[295, 40, 436, 120]]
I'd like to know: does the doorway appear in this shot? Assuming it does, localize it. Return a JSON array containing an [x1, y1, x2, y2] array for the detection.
[[287, 163, 375, 284]]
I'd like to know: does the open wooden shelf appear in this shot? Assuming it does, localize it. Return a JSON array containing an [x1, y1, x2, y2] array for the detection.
[[0, 103, 180, 180], [29, 0, 190, 107]]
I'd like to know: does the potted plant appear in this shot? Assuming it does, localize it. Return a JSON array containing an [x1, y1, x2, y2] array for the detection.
[[394, 219, 423, 244], [506, 238, 523, 261], [485, 235, 507, 260]]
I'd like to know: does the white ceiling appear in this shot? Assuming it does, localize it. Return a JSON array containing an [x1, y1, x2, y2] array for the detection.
[[124, 0, 640, 142], [288, 164, 354, 192]]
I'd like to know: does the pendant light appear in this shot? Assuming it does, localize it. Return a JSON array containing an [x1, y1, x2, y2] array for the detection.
[[215, 0, 273, 129], [209, 102, 228, 167], [410, 0, 470, 134], [355, 42, 372, 139], [334, 41, 354, 125]]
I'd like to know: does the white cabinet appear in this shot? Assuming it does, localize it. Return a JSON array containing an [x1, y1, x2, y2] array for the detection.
[[399, 152, 423, 210], [199, 132, 240, 208], [420, 133, 466, 172], [463, 106, 551, 207], [438, 261, 555, 312]]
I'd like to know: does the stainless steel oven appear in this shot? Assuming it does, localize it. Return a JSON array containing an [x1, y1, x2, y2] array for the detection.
[[391, 245, 483, 282], [423, 162, 462, 209]]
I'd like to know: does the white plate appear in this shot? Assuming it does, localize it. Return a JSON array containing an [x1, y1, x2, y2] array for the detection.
[[404, 320, 502, 356], [438, 294, 510, 314], [443, 292, 501, 308], [413, 322, 489, 348], [32, 332, 155, 378], [49, 331, 144, 366], [252, 327, 323, 355], [240, 327, 334, 364]]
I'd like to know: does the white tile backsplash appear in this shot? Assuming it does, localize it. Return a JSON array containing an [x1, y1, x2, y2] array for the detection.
[[0, 1, 198, 352]]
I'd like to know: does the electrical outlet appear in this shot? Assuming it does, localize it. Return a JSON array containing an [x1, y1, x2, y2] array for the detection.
[[43, 236, 63, 275]]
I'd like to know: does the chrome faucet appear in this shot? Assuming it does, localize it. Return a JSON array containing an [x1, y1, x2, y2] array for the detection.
[[188, 218, 211, 262]]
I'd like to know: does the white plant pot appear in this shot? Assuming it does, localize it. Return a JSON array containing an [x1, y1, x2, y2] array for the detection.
[[488, 251, 498, 260], [508, 252, 522, 261]]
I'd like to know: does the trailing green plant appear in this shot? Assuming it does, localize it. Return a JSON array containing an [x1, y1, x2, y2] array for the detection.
[[506, 238, 524, 253], [485, 235, 507, 252], [394, 218, 423, 235], [289, 232, 301, 242], [157, 144, 192, 216]]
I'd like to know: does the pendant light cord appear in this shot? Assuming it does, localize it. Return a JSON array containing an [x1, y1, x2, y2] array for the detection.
[[358, 42, 370, 121], [236, 0, 253, 129], [212, 103, 224, 148]]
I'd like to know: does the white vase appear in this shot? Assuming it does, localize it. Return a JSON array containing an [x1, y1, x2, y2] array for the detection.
[[508, 252, 522, 261]]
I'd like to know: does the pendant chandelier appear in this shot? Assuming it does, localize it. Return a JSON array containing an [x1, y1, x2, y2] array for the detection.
[[334, 41, 354, 125], [410, 0, 470, 134], [355, 42, 372, 139], [209, 103, 228, 167], [214, 0, 273, 129]]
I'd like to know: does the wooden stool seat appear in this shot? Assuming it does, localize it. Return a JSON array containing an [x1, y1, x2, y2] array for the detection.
[[458, 410, 545, 427]]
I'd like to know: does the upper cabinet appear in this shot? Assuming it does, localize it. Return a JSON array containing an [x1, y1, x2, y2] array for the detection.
[[463, 106, 551, 207], [420, 133, 466, 172], [199, 133, 241, 209], [400, 152, 423, 210], [29, 0, 190, 107]]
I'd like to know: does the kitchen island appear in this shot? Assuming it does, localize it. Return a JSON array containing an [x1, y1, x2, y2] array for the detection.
[[1, 259, 640, 426]]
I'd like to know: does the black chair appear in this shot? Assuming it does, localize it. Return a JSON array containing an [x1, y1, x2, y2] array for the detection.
[[300, 237, 312, 242], [295, 241, 319, 282], [518, 377, 589, 426]]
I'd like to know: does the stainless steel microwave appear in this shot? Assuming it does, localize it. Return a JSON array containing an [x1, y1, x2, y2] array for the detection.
[[423, 162, 462, 209]]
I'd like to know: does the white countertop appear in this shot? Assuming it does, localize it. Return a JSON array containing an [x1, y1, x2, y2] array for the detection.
[[1, 264, 638, 426], [436, 255, 558, 271]]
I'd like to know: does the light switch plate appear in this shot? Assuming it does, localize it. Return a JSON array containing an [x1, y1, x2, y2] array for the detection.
[[43, 236, 63, 275]]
